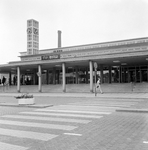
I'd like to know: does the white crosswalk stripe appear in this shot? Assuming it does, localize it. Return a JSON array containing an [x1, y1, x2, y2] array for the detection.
[[45, 105, 116, 111], [20, 111, 103, 118], [68, 101, 138, 107], [35, 109, 112, 114], [69, 101, 136, 105], [0, 120, 77, 131], [0, 142, 28, 150], [54, 104, 119, 109], [68, 103, 133, 107], [0, 100, 133, 149], [2, 115, 91, 124], [0, 128, 58, 141]]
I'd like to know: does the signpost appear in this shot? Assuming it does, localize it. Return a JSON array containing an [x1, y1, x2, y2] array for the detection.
[[37, 72, 41, 77], [94, 62, 98, 96]]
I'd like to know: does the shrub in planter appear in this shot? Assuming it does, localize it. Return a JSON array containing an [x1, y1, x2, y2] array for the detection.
[[15, 93, 35, 105], [15, 93, 33, 99]]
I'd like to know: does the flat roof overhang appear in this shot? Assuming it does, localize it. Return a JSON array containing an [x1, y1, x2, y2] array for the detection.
[[0, 52, 148, 73]]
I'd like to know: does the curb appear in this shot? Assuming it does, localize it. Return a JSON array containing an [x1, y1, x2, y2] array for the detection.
[[116, 108, 148, 113], [0, 93, 148, 99], [0, 103, 53, 108]]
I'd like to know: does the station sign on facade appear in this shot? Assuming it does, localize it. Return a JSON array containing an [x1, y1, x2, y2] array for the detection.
[[41, 54, 60, 60]]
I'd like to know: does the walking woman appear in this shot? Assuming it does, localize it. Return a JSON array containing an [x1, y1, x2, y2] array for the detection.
[[96, 77, 103, 94]]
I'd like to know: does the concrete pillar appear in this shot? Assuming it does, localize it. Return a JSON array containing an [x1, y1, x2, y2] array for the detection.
[[62, 63, 66, 92], [89, 61, 93, 93], [58, 30, 62, 48], [38, 65, 42, 92], [75, 66, 78, 84], [100, 64, 103, 84], [17, 66, 20, 92]]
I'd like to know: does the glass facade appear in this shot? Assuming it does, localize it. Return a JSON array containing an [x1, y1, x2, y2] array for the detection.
[[42, 65, 148, 85], [8, 64, 148, 87], [31, 65, 146, 85]]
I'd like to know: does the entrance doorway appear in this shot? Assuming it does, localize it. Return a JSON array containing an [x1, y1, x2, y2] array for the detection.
[[129, 70, 136, 82], [122, 66, 147, 83]]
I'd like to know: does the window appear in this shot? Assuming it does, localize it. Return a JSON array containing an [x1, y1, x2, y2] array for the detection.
[[28, 35, 32, 40], [28, 21, 32, 26], [28, 49, 32, 55], [33, 35, 38, 41], [28, 42, 32, 47], [33, 21, 38, 28]]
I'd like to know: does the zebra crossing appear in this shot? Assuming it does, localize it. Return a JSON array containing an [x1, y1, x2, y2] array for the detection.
[[0, 100, 137, 150]]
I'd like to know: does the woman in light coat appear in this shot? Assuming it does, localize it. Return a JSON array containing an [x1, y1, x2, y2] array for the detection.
[[96, 77, 103, 94]]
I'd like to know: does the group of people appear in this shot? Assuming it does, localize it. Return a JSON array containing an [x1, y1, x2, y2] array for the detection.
[[0, 75, 32, 86], [0, 76, 9, 92], [0, 75, 17, 86], [0, 76, 8, 86]]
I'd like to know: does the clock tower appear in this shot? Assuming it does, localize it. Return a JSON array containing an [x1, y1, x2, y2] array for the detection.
[[27, 19, 39, 55]]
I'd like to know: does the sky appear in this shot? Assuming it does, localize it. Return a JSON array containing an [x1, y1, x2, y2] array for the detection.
[[0, 0, 148, 64]]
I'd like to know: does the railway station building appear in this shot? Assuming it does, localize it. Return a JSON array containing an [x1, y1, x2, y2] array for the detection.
[[0, 19, 148, 93]]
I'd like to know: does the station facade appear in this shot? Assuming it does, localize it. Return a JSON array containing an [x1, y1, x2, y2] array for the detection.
[[0, 19, 148, 93]]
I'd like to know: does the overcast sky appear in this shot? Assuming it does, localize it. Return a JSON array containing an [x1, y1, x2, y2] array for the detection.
[[0, 0, 148, 64]]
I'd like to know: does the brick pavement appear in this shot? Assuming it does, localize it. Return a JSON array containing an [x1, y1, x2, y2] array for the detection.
[[25, 112, 148, 150], [0, 93, 148, 149]]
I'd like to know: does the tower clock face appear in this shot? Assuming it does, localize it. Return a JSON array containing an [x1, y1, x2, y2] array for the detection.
[[27, 28, 32, 34], [33, 28, 38, 35]]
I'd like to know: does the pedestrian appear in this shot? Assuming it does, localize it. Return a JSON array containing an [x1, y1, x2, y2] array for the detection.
[[2, 76, 6, 85], [21, 75, 23, 85], [3, 77, 9, 90], [13, 75, 16, 85], [96, 77, 103, 94]]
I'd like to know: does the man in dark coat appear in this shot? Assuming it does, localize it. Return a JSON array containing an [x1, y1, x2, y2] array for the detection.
[[2, 76, 6, 85]]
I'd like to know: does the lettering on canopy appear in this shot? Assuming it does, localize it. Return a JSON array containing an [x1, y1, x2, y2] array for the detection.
[[41, 54, 60, 60]]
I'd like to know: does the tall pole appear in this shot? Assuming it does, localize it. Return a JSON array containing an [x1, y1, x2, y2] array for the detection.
[[95, 70, 97, 96], [17, 66, 20, 93], [89, 61, 93, 93], [38, 65, 42, 92], [62, 63, 66, 92]]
